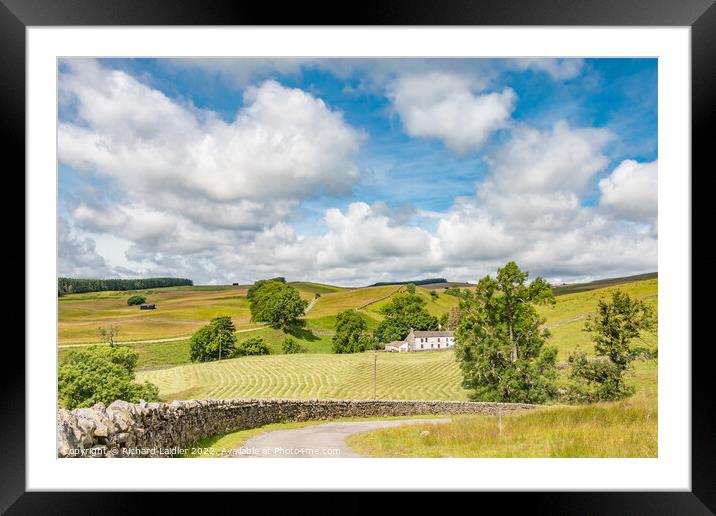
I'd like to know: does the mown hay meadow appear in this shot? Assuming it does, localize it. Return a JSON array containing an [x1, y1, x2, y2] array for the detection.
[[63, 277, 658, 457]]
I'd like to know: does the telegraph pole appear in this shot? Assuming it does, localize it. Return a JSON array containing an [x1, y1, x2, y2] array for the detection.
[[373, 350, 377, 399]]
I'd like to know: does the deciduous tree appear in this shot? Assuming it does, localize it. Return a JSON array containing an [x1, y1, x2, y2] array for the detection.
[[248, 280, 308, 332], [333, 310, 374, 353], [189, 316, 237, 362], [568, 290, 656, 401], [455, 262, 557, 403], [373, 293, 438, 343], [98, 324, 120, 347]]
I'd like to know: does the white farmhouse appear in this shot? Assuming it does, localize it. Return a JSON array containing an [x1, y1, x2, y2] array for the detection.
[[384, 328, 455, 352]]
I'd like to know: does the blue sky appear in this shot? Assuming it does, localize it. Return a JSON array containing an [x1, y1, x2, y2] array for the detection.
[[58, 58, 657, 285]]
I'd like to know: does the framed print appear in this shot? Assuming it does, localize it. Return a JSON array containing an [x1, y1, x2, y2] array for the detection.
[[6, 0, 713, 511]]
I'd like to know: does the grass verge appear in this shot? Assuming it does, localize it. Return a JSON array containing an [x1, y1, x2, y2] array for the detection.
[[346, 362, 657, 458]]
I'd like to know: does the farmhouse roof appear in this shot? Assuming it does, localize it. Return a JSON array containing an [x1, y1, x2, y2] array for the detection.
[[411, 330, 454, 338], [385, 341, 404, 347]]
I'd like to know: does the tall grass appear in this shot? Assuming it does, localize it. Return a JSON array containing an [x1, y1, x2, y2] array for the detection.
[[347, 388, 657, 458]]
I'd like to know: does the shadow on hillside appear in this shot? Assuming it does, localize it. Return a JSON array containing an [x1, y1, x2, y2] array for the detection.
[[285, 321, 320, 342]]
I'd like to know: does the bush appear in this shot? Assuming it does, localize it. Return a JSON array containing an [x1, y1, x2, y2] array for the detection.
[[127, 295, 146, 306], [429, 290, 439, 300], [565, 351, 634, 403], [189, 316, 237, 362], [445, 287, 462, 297], [58, 346, 160, 409], [235, 336, 271, 356], [630, 346, 658, 360], [281, 337, 306, 354], [567, 290, 656, 402]]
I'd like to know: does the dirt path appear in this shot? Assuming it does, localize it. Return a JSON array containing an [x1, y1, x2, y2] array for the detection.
[[231, 418, 451, 458]]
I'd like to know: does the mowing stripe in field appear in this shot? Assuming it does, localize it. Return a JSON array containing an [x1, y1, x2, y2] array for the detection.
[[136, 351, 469, 402]]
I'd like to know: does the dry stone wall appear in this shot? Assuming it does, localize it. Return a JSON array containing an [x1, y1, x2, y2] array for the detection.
[[57, 398, 535, 458]]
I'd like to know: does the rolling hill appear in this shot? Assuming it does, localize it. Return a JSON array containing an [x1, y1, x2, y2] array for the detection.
[[133, 277, 657, 401], [551, 272, 657, 296], [58, 281, 344, 344], [58, 280, 464, 343], [59, 273, 657, 358]]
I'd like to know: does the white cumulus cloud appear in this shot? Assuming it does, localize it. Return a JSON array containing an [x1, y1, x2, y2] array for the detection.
[[58, 217, 113, 278], [486, 121, 613, 196], [57, 60, 655, 286], [388, 72, 516, 153], [424, 121, 656, 283], [599, 159, 658, 222], [59, 60, 363, 230]]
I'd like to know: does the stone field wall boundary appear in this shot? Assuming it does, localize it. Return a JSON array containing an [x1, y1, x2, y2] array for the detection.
[[57, 398, 536, 457]]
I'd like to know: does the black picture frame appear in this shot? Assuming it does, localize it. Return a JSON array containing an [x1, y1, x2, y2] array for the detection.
[[5, 0, 710, 512]]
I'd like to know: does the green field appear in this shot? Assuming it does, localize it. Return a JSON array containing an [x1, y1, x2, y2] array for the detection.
[[57, 280, 458, 371], [347, 380, 657, 457], [58, 285, 255, 343], [58, 273, 657, 345], [62, 276, 658, 405], [58, 282, 452, 345], [167, 358, 658, 458], [58, 324, 337, 369], [339, 279, 659, 458], [538, 278, 657, 360], [305, 285, 402, 319], [137, 280, 658, 400], [137, 350, 468, 401], [63, 275, 658, 457], [288, 281, 346, 295], [551, 272, 657, 296]]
